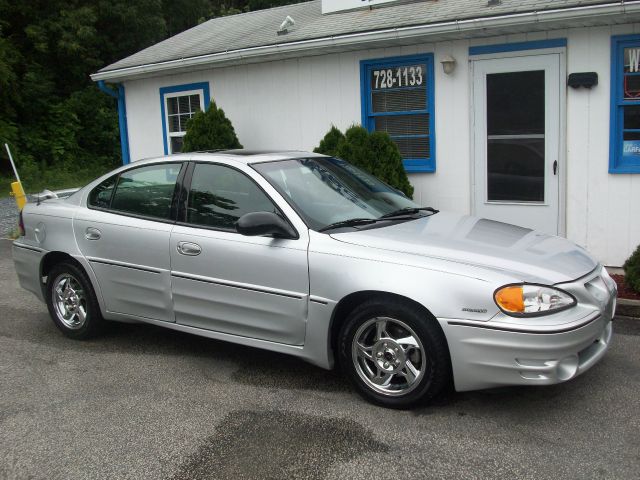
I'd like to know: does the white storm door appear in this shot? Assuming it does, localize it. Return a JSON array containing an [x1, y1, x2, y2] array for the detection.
[[472, 54, 562, 235]]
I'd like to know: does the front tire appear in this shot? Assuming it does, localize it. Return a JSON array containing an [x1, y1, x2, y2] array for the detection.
[[338, 299, 451, 408], [45, 262, 104, 339]]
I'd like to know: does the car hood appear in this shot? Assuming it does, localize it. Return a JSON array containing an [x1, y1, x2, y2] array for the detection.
[[330, 212, 597, 284]]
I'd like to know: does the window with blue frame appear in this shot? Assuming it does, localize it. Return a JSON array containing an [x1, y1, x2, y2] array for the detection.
[[611, 35, 640, 173], [361, 54, 436, 173], [160, 82, 211, 155]]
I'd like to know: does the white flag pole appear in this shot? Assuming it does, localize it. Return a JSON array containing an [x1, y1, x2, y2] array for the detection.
[[4, 143, 21, 184]]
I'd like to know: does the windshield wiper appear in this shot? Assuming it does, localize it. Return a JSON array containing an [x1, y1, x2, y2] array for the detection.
[[378, 206, 439, 219], [318, 218, 378, 232]]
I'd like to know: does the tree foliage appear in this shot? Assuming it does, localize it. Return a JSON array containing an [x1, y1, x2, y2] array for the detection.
[[315, 125, 414, 198], [0, 0, 303, 189], [183, 101, 242, 152], [624, 244, 640, 293]]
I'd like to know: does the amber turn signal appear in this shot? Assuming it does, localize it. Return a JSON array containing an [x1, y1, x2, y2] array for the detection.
[[494, 285, 525, 313]]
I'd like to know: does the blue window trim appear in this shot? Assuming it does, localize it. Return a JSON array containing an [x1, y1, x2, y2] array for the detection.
[[469, 38, 567, 56], [159, 82, 211, 155], [610, 34, 640, 174], [360, 53, 436, 173]]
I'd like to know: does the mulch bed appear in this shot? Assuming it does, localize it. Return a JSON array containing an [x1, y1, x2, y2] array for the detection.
[[612, 274, 640, 301]]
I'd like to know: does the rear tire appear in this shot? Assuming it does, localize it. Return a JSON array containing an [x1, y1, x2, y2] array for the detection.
[[45, 262, 104, 339], [338, 299, 451, 409]]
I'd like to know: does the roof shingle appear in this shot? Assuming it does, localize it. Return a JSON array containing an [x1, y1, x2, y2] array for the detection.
[[97, 0, 622, 74]]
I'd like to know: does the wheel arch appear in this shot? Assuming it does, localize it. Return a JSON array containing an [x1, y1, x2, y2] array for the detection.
[[328, 290, 449, 359], [39, 251, 106, 313], [40, 251, 82, 279]]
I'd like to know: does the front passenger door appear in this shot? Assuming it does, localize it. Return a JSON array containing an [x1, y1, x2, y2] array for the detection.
[[169, 162, 309, 345]]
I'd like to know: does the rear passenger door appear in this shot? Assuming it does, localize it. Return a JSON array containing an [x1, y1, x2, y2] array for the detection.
[[169, 162, 309, 345], [75, 162, 185, 322]]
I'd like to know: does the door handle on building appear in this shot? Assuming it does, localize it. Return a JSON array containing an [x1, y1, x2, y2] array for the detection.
[[177, 241, 201, 256], [85, 227, 101, 240], [553, 160, 558, 175]]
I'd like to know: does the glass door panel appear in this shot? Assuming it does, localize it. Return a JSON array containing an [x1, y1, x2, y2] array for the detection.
[[486, 70, 545, 203]]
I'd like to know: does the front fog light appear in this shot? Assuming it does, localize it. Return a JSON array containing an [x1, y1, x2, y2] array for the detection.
[[494, 284, 576, 316]]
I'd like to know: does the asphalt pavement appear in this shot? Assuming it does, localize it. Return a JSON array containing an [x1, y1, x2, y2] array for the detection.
[[0, 197, 18, 238], [0, 239, 639, 480]]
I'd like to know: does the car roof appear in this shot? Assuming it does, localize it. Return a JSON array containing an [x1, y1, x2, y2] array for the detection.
[[134, 150, 327, 166]]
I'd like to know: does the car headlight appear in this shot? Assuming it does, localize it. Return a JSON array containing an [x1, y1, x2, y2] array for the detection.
[[494, 284, 576, 316]]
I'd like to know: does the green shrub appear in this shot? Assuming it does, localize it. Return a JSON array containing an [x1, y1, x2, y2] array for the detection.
[[183, 101, 242, 152], [313, 125, 344, 157], [624, 244, 640, 293], [314, 125, 414, 198]]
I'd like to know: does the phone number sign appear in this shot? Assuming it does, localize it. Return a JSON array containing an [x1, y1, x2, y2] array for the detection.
[[370, 64, 425, 90]]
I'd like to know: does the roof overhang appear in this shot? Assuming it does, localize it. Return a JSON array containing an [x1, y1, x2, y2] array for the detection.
[[91, 0, 640, 83]]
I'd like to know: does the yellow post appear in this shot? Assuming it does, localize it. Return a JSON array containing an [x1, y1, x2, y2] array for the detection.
[[11, 181, 27, 211]]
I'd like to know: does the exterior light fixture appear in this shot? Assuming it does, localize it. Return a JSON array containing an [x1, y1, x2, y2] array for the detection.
[[440, 55, 457, 75]]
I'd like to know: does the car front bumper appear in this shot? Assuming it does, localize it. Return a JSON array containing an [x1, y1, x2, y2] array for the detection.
[[441, 314, 612, 392], [440, 266, 616, 392]]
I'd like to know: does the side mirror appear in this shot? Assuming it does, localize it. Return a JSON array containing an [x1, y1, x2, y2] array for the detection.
[[236, 212, 297, 239]]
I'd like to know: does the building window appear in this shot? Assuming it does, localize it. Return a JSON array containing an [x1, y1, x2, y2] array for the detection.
[[611, 35, 640, 173], [360, 54, 436, 173], [159, 82, 211, 155]]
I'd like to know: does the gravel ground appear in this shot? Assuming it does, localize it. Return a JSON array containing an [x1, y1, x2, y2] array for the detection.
[[1, 239, 639, 480], [0, 197, 18, 238]]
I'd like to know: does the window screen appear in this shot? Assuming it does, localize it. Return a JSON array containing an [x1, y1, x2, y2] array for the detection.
[[611, 35, 640, 173], [110, 163, 183, 220], [165, 93, 201, 154], [167, 94, 201, 134], [362, 55, 435, 172], [186, 164, 277, 231]]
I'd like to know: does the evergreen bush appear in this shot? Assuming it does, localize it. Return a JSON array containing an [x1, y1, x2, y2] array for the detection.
[[624, 244, 640, 293], [313, 125, 344, 157], [315, 125, 414, 198], [183, 101, 242, 152]]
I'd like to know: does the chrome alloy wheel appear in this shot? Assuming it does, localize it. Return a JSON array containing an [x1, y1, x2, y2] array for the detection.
[[52, 274, 87, 330], [352, 316, 427, 396]]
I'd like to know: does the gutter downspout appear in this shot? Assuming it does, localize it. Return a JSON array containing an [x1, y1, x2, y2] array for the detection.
[[97, 80, 130, 165]]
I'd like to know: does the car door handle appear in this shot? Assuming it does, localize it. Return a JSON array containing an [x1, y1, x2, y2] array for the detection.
[[85, 227, 101, 240], [177, 241, 201, 256]]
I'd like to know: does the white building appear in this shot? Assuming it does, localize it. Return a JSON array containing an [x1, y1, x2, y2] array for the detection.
[[91, 0, 640, 267]]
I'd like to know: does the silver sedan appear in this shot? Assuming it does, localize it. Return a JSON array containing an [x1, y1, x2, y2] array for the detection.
[[12, 151, 616, 408]]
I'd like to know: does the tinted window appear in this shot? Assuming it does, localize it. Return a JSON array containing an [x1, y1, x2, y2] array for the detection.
[[187, 164, 276, 230], [110, 163, 182, 220], [88, 175, 117, 209]]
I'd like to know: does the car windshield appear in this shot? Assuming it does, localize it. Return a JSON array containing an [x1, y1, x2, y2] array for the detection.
[[253, 157, 420, 231]]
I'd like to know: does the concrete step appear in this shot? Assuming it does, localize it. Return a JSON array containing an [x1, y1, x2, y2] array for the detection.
[[617, 298, 640, 319]]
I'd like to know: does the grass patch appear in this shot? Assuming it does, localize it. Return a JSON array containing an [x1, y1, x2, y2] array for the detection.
[[5, 226, 19, 240], [0, 164, 115, 198], [0, 176, 13, 199]]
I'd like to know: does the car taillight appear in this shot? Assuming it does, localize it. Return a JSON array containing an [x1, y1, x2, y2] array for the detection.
[[18, 210, 25, 237]]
